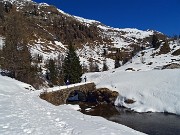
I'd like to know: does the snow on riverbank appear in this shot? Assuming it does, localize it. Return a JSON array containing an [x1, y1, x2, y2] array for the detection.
[[0, 75, 145, 135], [84, 69, 180, 115]]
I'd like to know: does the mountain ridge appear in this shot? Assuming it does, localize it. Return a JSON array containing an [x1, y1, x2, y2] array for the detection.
[[0, 0, 179, 72]]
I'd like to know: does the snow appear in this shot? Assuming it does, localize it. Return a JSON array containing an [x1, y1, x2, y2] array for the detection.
[[0, 75, 145, 135], [56, 8, 100, 26], [54, 41, 67, 50], [117, 40, 180, 71], [2, 0, 31, 2], [98, 26, 154, 40], [1, 0, 32, 6], [74, 16, 100, 26], [30, 39, 66, 62], [39, 2, 49, 6], [56, 8, 99, 26], [85, 69, 180, 115], [116, 28, 154, 39], [46, 82, 89, 92], [0, 36, 4, 50], [57, 8, 72, 17], [77, 35, 180, 71]]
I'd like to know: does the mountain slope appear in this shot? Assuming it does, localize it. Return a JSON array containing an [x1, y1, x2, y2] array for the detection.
[[0, 0, 168, 63], [0, 0, 179, 74]]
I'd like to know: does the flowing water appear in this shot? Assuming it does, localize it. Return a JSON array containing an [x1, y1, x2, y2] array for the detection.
[[77, 103, 180, 135]]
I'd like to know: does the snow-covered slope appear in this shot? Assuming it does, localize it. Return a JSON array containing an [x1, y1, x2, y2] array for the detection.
[[1, 0, 32, 3], [84, 69, 180, 115], [116, 40, 180, 71], [78, 39, 180, 71], [1, 0, 32, 6], [1, 0, 177, 72], [0, 75, 145, 135]]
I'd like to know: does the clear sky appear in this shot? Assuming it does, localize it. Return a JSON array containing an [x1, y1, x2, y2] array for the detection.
[[34, 0, 180, 36]]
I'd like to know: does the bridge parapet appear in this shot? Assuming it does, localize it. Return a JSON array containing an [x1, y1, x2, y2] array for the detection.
[[40, 82, 96, 105]]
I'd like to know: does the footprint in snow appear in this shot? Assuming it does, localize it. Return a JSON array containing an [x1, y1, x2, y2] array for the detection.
[[56, 121, 67, 128], [47, 112, 52, 119], [21, 123, 28, 129], [55, 118, 60, 122], [47, 112, 51, 115], [23, 128, 33, 134], [2, 123, 10, 129]]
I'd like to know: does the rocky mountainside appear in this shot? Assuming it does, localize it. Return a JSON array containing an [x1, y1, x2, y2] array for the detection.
[[0, 0, 179, 71]]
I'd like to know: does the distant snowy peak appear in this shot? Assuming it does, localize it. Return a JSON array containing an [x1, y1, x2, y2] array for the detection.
[[73, 16, 101, 25], [118, 28, 154, 39], [0, 0, 33, 7], [56, 8, 101, 26], [1, 0, 32, 3]]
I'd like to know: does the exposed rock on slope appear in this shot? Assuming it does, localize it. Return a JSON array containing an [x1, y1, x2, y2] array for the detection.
[[0, 0, 179, 71]]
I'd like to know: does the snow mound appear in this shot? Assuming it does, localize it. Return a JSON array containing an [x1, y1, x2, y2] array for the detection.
[[85, 69, 180, 115]]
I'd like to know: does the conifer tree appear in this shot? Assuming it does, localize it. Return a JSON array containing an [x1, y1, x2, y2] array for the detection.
[[0, 2, 5, 21], [1, 8, 32, 83], [159, 41, 171, 54], [89, 60, 94, 72], [0, 8, 41, 88], [56, 53, 65, 85], [114, 48, 121, 68], [152, 34, 160, 49], [89, 60, 100, 72], [63, 43, 82, 84], [114, 57, 121, 68], [94, 62, 100, 72], [46, 58, 58, 85], [102, 60, 108, 71]]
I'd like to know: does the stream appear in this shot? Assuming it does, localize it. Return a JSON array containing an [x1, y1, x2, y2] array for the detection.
[[75, 102, 180, 135]]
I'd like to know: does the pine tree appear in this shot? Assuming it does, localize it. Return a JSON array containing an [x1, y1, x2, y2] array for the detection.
[[46, 58, 58, 85], [152, 34, 160, 49], [114, 48, 121, 68], [159, 41, 171, 54], [103, 48, 107, 56], [63, 43, 82, 84], [56, 53, 65, 85], [0, 2, 5, 21], [1, 9, 32, 83], [102, 60, 108, 71], [0, 8, 41, 88], [94, 62, 100, 72], [114, 57, 121, 68], [89, 60, 100, 72], [88, 60, 93, 72]]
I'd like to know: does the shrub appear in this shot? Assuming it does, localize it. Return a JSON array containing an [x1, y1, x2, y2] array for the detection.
[[159, 42, 170, 54], [172, 49, 180, 56]]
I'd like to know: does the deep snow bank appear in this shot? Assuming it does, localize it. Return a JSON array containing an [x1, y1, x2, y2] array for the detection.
[[0, 75, 145, 135], [85, 69, 180, 115]]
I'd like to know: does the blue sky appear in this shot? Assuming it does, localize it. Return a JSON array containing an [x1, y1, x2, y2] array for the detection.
[[34, 0, 180, 36]]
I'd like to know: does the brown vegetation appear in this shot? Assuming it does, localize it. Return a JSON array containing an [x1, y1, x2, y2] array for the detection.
[[172, 49, 180, 56]]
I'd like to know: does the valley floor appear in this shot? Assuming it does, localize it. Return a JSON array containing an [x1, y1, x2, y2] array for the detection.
[[0, 69, 179, 135], [0, 75, 145, 135]]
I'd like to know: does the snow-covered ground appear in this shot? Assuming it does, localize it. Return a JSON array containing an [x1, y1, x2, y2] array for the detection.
[[84, 69, 180, 115], [0, 75, 145, 135]]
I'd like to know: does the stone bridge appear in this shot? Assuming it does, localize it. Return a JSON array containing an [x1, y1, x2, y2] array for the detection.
[[40, 82, 119, 106]]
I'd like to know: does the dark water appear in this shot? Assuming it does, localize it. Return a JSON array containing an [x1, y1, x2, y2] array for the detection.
[[77, 103, 180, 135]]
